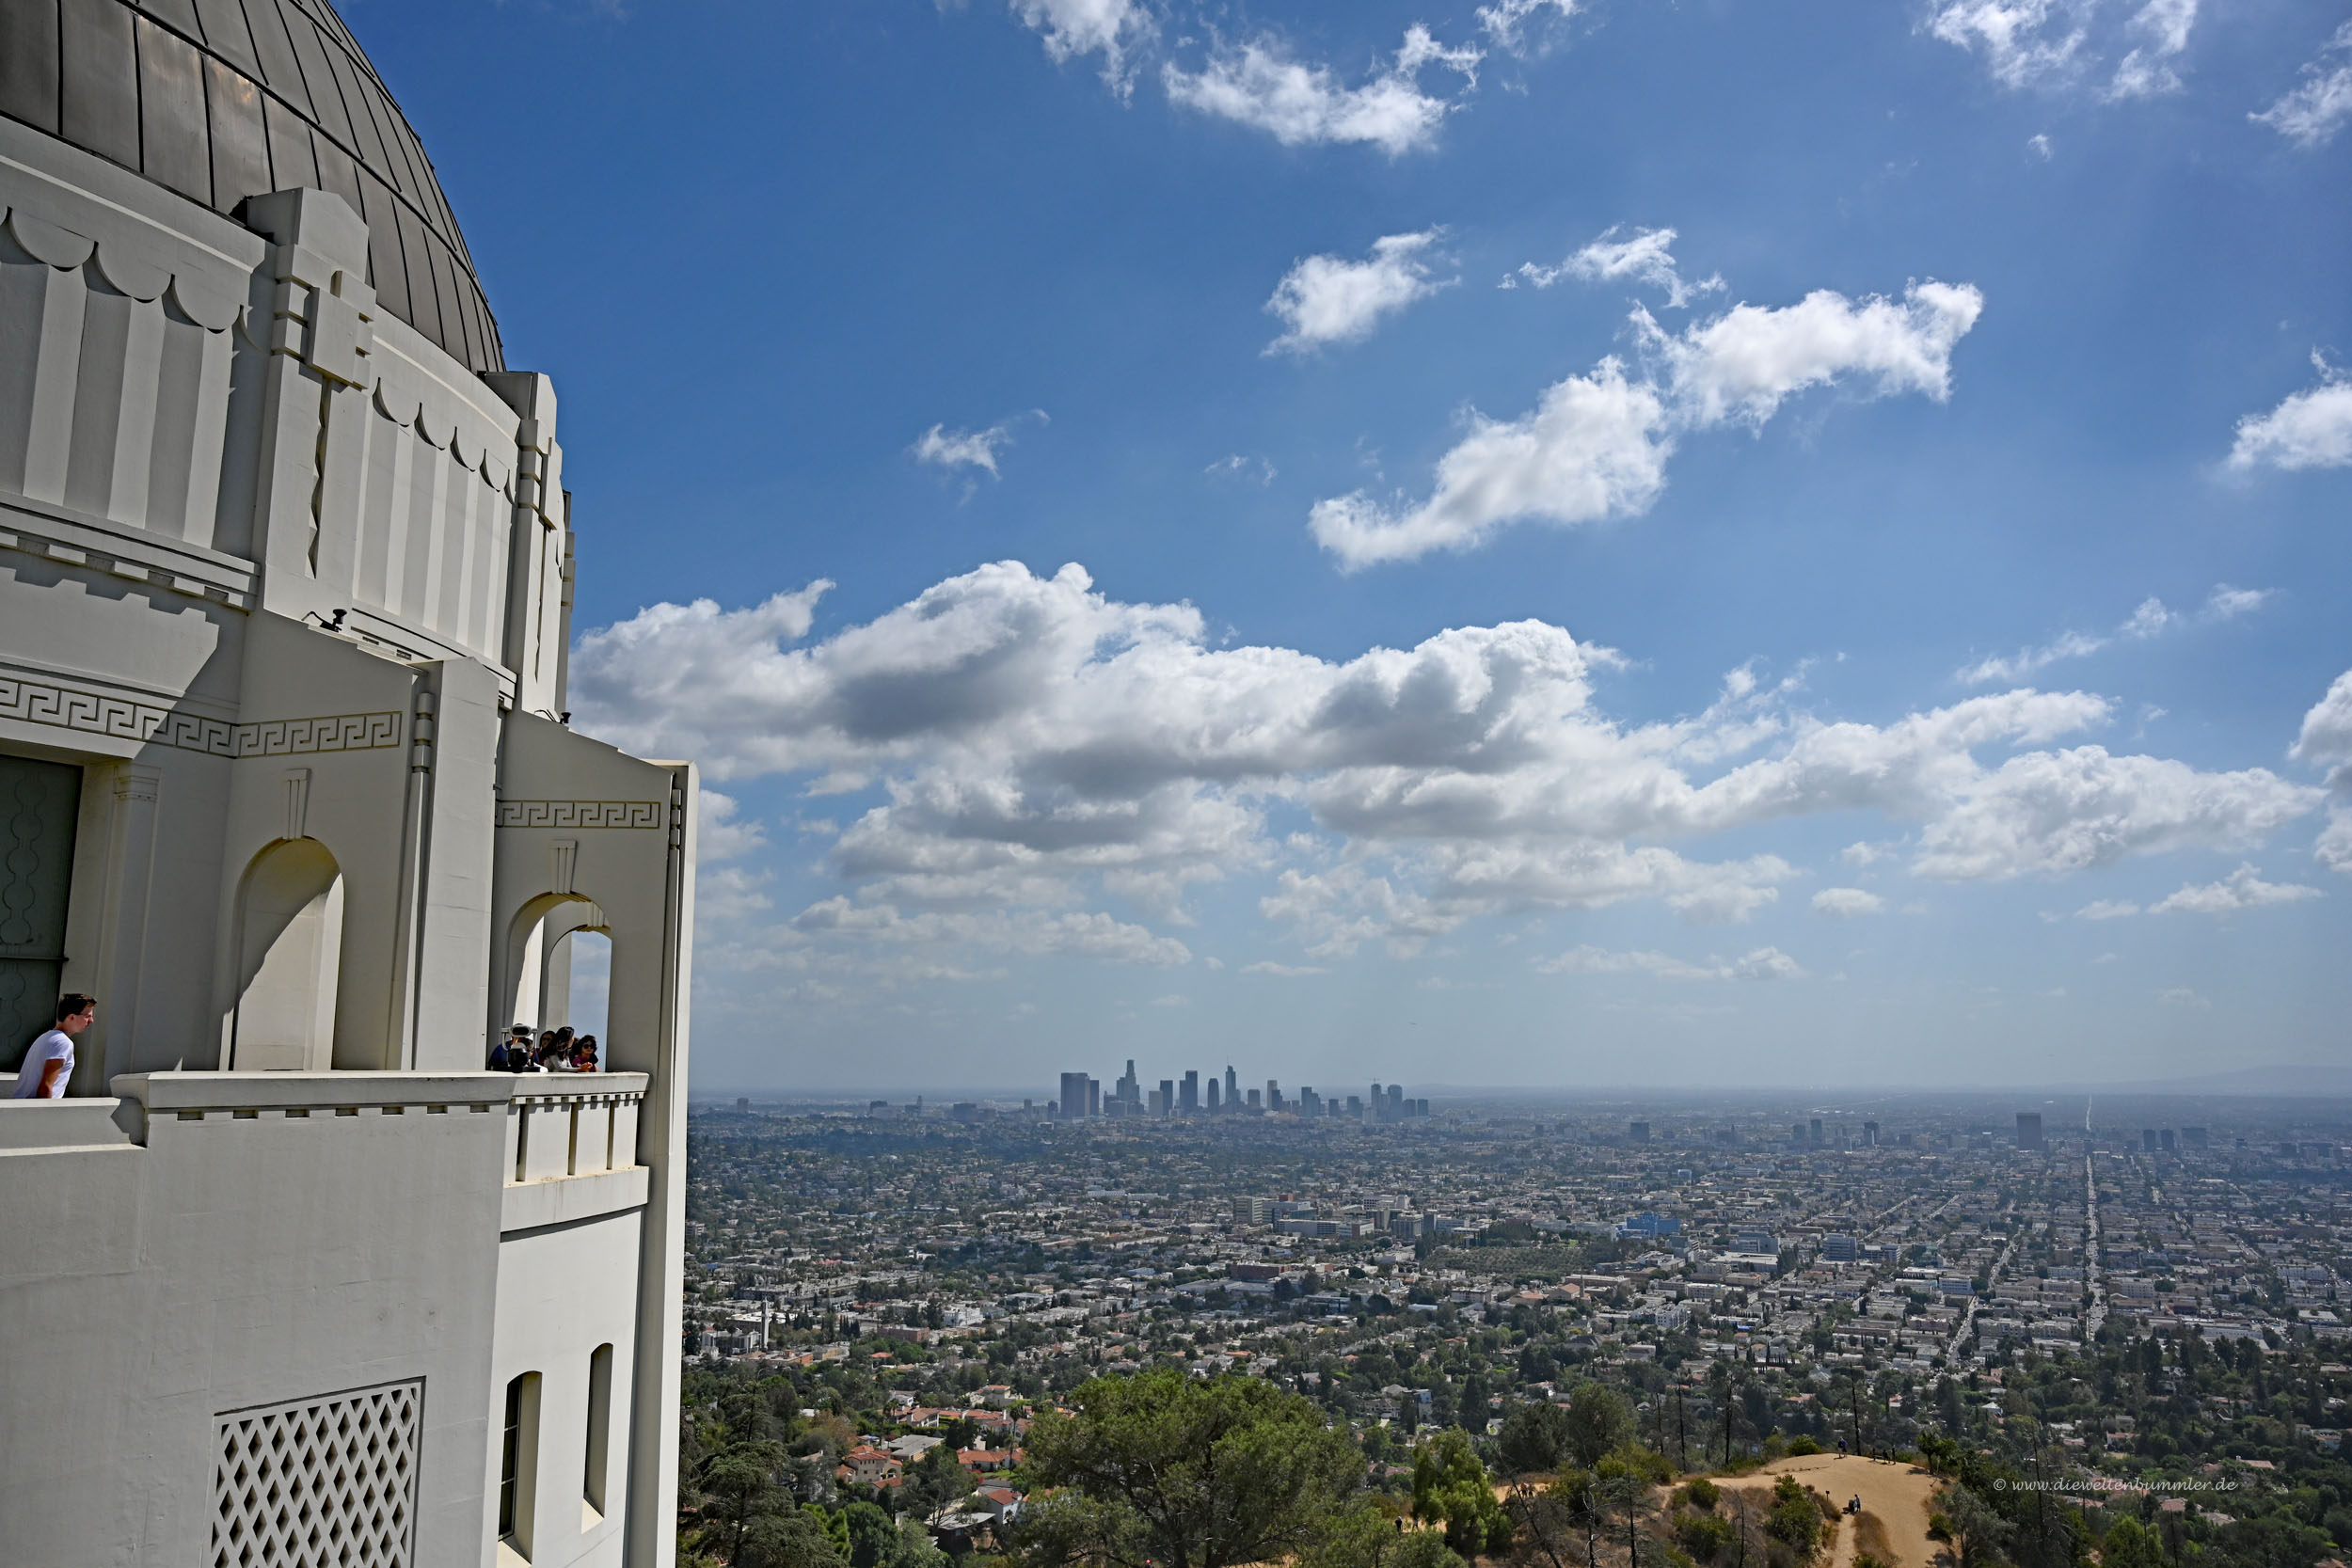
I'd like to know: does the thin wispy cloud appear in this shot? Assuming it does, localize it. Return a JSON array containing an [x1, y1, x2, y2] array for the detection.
[[1162, 25, 1481, 156], [1010, 0, 1156, 89], [2107, 0, 2198, 99], [1476, 0, 1586, 54], [1925, 0, 2203, 101], [1206, 453, 1278, 484], [1265, 230, 1454, 355], [2149, 863, 2321, 916], [1956, 585, 2270, 686], [1507, 225, 1723, 308], [911, 411, 1048, 481], [1812, 887, 1886, 918], [1537, 944, 1807, 981], [2074, 864, 2321, 920], [2075, 898, 2140, 920], [2251, 22, 2352, 148]]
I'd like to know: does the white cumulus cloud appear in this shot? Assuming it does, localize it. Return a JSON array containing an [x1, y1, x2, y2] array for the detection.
[[1309, 360, 1672, 567], [1265, 230, 1454, 355], [572, 562, 2325, 966], [1163, 25, 1480, 156], [1652, 282, 1983, 428], [2252, 22, 2352, 148], [1812, 887, 1886, 918], [793, 897, 1192, 966], [2294, 670, 2352, 771], [697, 790, 768, 863], [2293, 669, 2352, 871], [1311, 279, 1982, 569], [2230, 358, 2352, 471]]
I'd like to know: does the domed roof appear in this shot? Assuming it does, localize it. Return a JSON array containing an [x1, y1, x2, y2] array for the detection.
[[0, 0, 501, 373]]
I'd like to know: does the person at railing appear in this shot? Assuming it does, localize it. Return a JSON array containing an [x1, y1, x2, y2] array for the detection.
[[489, 1024, 533, 1070], [573, 1035, 600, 1072], [11, 994, 95, 1099]]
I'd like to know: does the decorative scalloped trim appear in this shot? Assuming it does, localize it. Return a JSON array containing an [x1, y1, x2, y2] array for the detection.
[[4, 198, 531, 502], [3, 204, 244, 329]]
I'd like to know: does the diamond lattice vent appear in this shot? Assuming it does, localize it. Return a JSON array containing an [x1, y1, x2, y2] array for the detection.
[[211, 1380, 422, 1567]]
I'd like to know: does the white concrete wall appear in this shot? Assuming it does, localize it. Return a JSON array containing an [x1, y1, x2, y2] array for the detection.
[[490, 1209, 645, 1568], [0, 117, 694, 1568], [0, 1070, 658, 1566]]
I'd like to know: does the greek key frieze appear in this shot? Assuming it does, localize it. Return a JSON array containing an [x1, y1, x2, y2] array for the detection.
[[496, 799, 666, 830], [0, 673, 234, 754], [0, 673, 401, 759], [234, 710, 404, 756]]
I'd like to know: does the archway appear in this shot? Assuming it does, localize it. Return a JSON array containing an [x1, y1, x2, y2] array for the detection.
[[551, 928, 611, 1038], [501, 894, 610, 1037], [231, 838, 344, 1071]]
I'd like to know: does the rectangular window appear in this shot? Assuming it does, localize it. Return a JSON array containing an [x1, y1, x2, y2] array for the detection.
[[583, 1343, 612, 1518], [499, 1371, 539, 1557]]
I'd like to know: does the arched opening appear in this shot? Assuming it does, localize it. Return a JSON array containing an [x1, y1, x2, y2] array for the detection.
[[556, 928, 611, 1039], [231, 838, 344, 1071], [502, 895, 610, 1039]]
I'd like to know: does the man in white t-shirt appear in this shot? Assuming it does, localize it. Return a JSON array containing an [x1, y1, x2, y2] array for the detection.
[[12, 993, 96, 1099]]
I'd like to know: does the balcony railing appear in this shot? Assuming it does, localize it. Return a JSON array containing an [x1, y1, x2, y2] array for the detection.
[[505, 1073, 649, 1185]]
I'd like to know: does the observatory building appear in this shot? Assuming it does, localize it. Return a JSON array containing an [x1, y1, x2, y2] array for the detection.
[[0, 2, 697, 1564]]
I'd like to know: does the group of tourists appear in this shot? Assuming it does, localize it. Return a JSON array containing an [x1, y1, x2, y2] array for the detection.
[[489, 1024, 600, 1073]]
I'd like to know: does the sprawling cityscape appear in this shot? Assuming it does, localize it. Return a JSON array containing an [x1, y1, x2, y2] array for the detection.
[[673, 1080, 2352, 1563]]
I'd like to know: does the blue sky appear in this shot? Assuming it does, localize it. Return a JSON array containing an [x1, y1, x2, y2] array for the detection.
[[355, 0, 2352, 1092]]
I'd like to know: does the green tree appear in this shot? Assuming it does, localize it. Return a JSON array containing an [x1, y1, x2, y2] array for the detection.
[[1009, 1369, 1361, 1568], [1411, 1429, 1513, 1559], [694, 1440, 792, 1565], [1939, 1482, 2013, 1568], [1678, 1513, 1739, 1561], [902, 1444, 972, 1521], [738, 1508, 850, 1568], [888, 1519, 948, 1568], [843, 1500, 898, 1568], [1765, 1477, 1822, 1560], [1564, 1385, 1635, 1468], [1498, 1403, 1574, 1477], [1302, 1507, 1470, 1568], [2099, 1518, 2164, 1568]]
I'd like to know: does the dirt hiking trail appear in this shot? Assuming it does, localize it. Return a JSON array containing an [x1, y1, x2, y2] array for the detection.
[[1709, 1455, 1944, 1568]]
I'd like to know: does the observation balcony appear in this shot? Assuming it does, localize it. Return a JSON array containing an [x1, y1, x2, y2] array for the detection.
[[2, 1069, 650, 1234]]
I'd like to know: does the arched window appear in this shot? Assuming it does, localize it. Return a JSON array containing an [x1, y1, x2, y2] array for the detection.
[[231, 839, 345, 1071]]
